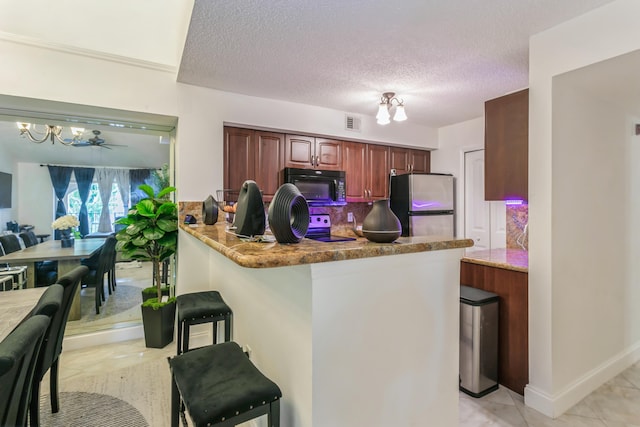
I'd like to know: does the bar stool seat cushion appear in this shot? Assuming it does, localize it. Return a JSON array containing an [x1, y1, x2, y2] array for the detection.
[[177, 291, 232, 322], [170, 341, 281, 426]]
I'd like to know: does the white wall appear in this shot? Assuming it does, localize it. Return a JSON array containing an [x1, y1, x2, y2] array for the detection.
[[16, 163, 53, 233], [432, 117, 484, 238], [528, 0, 640, 416], [0, 33, 439, 298]]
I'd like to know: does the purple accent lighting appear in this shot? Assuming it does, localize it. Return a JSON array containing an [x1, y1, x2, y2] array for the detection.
[[411, 200, 444, 210]]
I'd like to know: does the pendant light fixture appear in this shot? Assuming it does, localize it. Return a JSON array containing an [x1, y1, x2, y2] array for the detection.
[[17, 123, 85, 145], [376, 92, 407, 125]]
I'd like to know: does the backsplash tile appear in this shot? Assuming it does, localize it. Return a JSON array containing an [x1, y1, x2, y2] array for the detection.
[[506, 203, 528, 250]]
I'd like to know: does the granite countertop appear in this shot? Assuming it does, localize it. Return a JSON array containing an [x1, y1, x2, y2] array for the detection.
[[461, 248, 528, 272], [180, 222, 473, 269]]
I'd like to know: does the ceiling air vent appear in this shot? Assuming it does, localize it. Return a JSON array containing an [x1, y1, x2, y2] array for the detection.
[[345, 114, 361, 132]]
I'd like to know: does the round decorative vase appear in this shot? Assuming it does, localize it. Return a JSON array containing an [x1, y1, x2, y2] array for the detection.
[[60, 229, 75, 248], [362, 199, 402, 243], [233, 180, 266, 237], [268, 183, 309, 243], [202, 194, 219, 225]]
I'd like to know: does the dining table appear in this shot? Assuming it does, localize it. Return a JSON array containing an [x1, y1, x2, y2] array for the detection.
[[0, 238, 106, 321], [0, 287, 46, 342]]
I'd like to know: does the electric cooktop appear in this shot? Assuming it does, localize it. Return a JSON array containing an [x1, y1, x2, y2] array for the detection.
[[305, 214, 356, 243]]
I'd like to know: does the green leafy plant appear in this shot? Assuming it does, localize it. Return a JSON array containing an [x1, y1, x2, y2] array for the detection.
[[115, 184, 178, 306]]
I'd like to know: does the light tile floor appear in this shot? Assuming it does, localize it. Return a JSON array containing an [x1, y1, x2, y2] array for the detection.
[[459, 363, 640, 426], [52, 337, 640, 427]]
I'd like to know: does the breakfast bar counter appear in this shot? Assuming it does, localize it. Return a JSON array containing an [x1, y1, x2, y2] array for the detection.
[[179, 220, 472, 427], [179, 221, 473, 268]]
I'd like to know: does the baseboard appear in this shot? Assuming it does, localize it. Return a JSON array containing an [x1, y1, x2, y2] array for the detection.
[[525, 341, 640, 418], [63, 325, 144, 351]]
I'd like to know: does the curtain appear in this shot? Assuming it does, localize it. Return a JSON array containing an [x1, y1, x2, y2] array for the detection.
[[73, 167, 95, 237], [47, 166, 73, 240], [114, 168, 130, 212], [129, 169, 151, 206], [96, 168, 117, 233]]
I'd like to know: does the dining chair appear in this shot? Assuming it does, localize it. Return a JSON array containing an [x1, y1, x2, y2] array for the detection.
[[0, 315, 50, 427], [82, 236, 117, 314], [30, 266, 88, 426], [0, 235, 28, 289], [19, 231, 39, 248], [17, 231, 59, 287]]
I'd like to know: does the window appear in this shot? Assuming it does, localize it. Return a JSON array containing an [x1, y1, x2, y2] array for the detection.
[[66, 182, 125, 234]]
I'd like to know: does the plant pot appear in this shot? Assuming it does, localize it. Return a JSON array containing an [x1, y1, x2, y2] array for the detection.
[[141, 301, 176, 348], [141, 286, 171, 302]]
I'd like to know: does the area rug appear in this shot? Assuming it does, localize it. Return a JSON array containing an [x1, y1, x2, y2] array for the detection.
[[39, 391, 149, 427], [79, 284, 142, 322]]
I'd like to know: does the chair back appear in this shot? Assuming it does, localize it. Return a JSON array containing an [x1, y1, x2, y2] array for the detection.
[[43, 266, 88, 369], [19, 231, 39, 248], [0, 234, 22, 254], [95, 236, 117, 280], [0, 315, 50, 427], [30, 284, 65, 381]]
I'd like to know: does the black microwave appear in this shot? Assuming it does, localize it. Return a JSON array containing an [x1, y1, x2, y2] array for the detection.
[[282, 167, 347, 206]]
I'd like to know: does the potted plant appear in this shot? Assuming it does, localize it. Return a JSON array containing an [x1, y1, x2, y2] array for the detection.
[[115, 184, 178, 348]]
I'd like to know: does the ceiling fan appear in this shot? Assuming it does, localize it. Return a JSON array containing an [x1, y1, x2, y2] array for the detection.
[[70, 130, 126, 149]]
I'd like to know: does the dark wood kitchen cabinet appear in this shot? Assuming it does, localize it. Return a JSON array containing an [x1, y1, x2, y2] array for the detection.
[[389, 147, 431, 174], [343, 141, 389, 201], [284, 135, 342, 170], [224, 126, 284, 201], [460, 261, 528, 395], [484, 88, 528, 201]]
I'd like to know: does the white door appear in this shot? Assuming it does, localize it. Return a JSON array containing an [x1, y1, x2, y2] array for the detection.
[[464, 150, 505, 251]]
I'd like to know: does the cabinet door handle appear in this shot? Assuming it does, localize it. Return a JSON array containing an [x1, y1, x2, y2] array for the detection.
[[315, 155, 319, 166]]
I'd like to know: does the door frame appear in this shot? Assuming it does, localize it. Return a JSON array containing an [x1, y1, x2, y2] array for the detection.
[[458, 144, 484, 240]]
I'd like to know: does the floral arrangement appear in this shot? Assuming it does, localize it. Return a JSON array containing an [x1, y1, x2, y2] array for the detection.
[[51, 214, 80, 231]]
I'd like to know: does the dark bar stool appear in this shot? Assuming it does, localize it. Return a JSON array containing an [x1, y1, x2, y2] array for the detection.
[[168, 341, 282, 427], [176, 290, 233, 354]]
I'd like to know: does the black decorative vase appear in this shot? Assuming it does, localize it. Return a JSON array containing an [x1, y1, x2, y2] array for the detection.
[[233, 180, 265, 237], [141, 301, 176, 348], [268, 183, 309, 243], [60, 229, 75, 248], [362, 199, 402, 243], [202, 194, 219, 225]]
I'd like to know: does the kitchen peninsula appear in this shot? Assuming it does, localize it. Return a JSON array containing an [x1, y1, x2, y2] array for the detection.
[[180, 218, 473, 427]]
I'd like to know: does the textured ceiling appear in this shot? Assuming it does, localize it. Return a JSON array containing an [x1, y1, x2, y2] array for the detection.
[[178, 0, 616, 128]]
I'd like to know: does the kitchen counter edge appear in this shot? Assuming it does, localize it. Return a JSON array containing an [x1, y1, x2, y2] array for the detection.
[[180, 222, 474, 269], [461, 248, 528, 273]]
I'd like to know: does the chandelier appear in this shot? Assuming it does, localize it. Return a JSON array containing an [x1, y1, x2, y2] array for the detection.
[[376, 92, 407, 125], [17, 123, 85, 145]]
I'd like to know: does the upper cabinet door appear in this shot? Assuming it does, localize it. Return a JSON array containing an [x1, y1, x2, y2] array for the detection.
[[410, 150, 430, 173], [389, 147, 410, 175], [315, 138, 342, 170], [224, 127, 255, 200], [284, 136, 343, 170], [389, 147, 430, 174], [285, 135, 315, 169], [255, 131, 285, 201], [343, 141, 367, 201], [484, 89, 528, 201], [367, 144, 390, 199]]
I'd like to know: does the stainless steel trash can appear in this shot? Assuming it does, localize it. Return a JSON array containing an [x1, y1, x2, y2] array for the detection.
[[459, 285, 499, 397]]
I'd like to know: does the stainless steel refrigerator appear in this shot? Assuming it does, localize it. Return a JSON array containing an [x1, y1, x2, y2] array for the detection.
[[390, 173, 455, 238]]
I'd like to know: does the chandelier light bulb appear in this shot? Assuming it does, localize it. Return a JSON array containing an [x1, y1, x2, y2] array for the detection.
[[393, 104, 407, 122]]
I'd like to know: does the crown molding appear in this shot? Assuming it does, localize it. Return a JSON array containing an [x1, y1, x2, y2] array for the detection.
[[0, 31, 177, 74]]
